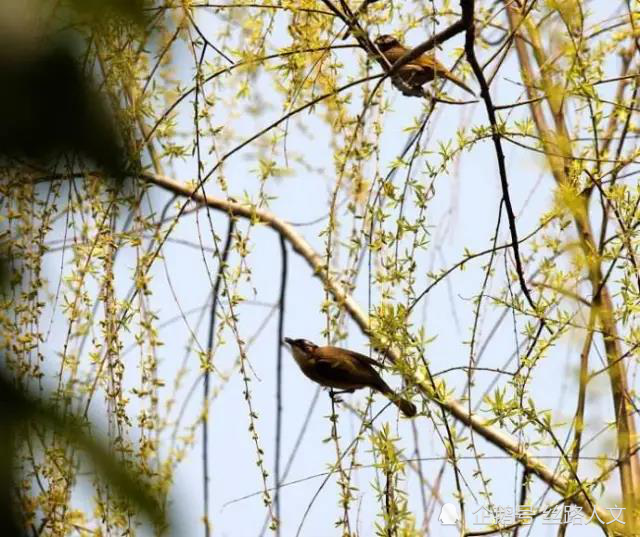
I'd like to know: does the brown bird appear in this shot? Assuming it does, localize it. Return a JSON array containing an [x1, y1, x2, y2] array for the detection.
[[284, 337, 417, 417], [374, 34, 475, 97]]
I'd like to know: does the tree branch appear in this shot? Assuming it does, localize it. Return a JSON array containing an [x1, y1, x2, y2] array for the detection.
[[460, 0, 535, 310], [143, 170, 630, 534]]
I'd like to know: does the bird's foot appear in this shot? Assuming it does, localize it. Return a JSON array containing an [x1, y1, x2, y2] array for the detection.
[[329, 388, 354, 404]]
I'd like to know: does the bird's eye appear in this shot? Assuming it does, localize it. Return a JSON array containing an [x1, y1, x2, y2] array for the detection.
[[301, 339, 315, 350]]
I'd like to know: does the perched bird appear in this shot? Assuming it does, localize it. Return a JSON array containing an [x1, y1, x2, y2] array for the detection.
[[374, 34, 475, 97], [284, 337, 417, 417]]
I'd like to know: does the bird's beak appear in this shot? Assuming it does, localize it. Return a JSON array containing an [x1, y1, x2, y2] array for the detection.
[[283, 337, 294, 346]]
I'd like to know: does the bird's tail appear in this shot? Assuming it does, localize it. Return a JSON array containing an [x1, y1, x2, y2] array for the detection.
[[393, 396, 417, 418], [443, 72, 476, 97], [378, 382, 417, 417]]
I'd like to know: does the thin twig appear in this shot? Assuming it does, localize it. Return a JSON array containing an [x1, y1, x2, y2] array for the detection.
[[461, 0, 536, 310], [203, 218, 234, 537], [274, 235, 287, 535]]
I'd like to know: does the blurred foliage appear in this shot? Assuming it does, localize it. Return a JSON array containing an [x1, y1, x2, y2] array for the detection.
[[0, 0, 165, 535], [67, 0, 146, 25], [0, 0, 148, 178], [0, 370, 165, 536], [0, 44, 128, 177]]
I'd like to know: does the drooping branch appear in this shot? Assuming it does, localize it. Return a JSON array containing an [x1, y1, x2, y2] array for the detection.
[[202, 217, 234, 537]]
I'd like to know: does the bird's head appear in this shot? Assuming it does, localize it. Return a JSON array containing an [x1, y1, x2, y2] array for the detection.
[[284, 338, 318, 354], [374, 34, 401, 52], [284, 338, 319, 367]]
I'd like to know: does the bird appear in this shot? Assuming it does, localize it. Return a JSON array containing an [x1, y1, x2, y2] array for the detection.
[[373, 34, 475, 97], [284, 337, 417, 417]]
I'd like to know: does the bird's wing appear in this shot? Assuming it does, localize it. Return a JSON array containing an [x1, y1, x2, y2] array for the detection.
[[413, 55, 476, 96], [339, 348, 385, 369], [410, 55, 458, 79], [311, 356, 370, 389], [314, 347, 387, 390], [311, 358, 357, 386], [410, 53, 437, 69]]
